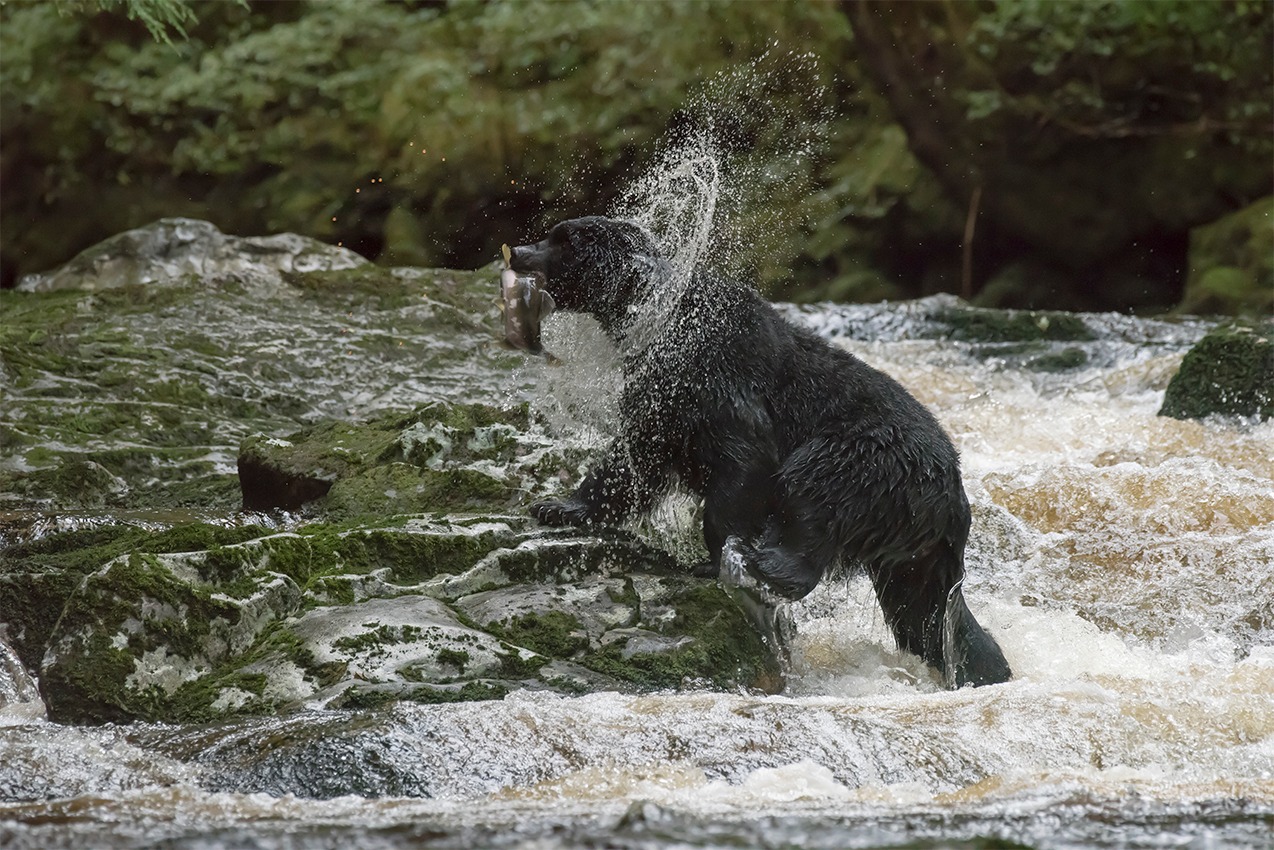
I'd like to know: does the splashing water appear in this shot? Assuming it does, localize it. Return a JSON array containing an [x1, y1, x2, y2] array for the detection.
[[609, 48, 831, 351], [610, 132, 721, 353], [535, 49, 831, 487]]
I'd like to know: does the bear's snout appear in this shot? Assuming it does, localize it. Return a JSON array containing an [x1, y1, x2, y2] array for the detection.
[[509, 242, 549, 274]]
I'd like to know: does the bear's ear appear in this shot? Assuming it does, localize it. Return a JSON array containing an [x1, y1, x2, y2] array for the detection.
[[567, 227, 596, 251]]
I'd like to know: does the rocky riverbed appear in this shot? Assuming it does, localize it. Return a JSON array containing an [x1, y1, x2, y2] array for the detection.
[[2, 219, 1272, 849]]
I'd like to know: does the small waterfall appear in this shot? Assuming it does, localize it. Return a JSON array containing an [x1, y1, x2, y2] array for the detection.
[[0, 635, 44, 722]]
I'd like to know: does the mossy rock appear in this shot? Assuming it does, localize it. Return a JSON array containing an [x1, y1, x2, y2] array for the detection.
[[1159, 324, 1274, 420], [1181, 197, 1274, 316], [31, 519, 526, 724], [0, 522, 272, 672], [30, 518, 782, 722], [15, 218, 366, 294], [38, 550, 304, 724], [0, 226, 519, 518], [928, 301, 1094, 343], [237, 401, 556, 518]]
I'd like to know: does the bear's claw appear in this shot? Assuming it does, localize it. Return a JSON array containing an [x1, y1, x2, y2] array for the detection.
[[531, 498, 594, 528]]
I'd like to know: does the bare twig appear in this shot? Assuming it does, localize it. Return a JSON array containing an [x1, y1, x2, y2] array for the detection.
[[961, 184, 982, 301]]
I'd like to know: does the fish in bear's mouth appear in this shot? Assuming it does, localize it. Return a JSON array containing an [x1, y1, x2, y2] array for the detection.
[[497, 243, 560, 364]]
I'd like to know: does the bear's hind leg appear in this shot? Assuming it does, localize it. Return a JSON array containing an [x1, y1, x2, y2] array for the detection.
[[942, 582, 1012, 687], [865, 545, 1011, 688], [697, 453, 776, 576], [717, 514, 831, 668]]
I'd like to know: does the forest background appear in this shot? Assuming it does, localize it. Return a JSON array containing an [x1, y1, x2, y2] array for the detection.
[[1, 0, 1270, 314]]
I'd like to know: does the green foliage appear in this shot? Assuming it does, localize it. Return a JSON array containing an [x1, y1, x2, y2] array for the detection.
[[966, 0, 1272, 148], [1, 0, 855, 290], [1181, 196, 1274, 316], [57, 0, 200, 44], [2, 0, 1271, 310]]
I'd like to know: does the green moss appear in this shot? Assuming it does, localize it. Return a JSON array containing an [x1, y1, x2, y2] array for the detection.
[[332, 623, 424, 655], [605, 577, 641, 609], [35, 540, 312, 723], [539, 674, 591, 696], [2, 526, 136, 573], [435, 648, 471, 672], [238, 523, 509, 590], [311, 575, 357, 605], [578, 581, 778, 692], [1159, 324, 1274, 420], [163, 672, 272, 724], [932, 304, 1094, 343], [285, 266, 422, 311], [253, 624, 346, 688], [335, 686, 398, 711], [581, 642, 704, 690], [200, 543, 259, 585], [0, 571, 84, 671], [491, 535, 648, 586], [240, 400, 541, 516], [321, 463, 510, 519], [1182, 196, 1274, 316], [489, 611, 589, 659], [40, 632, 141, 725], [358, 527, 499, 583], [406, 681, 509, 704], [335, 679, 507, 710], [496, 644, 545, 678]]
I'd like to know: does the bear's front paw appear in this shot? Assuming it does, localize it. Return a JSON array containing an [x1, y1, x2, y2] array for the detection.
[[531, 499, 595, 528]]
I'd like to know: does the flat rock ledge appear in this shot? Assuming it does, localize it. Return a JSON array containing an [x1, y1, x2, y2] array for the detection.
[[36, 517, 781, 724]]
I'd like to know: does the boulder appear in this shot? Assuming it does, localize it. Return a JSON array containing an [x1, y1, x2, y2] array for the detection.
[[16, 218, 366, 294], [2, 217, 781, 725], [1159, 324, 1274, 420], [236, 402, 571, 518], [36, 520, 781, 724]]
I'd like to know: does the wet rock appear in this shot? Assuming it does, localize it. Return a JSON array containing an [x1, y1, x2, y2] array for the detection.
[[237, 436, 337, 512], [0, 225, 515, 514], [926, 301, 1095, 344], [16, 218, 366, 294], [1159, 324, 1274, 420], [146, 710, 438, 799], [39, 547, 304, 724], [2, 217, 780, 725], [33, 519, 781, 724], [0, 523, 272, 675], [236, 401, 574, 518]]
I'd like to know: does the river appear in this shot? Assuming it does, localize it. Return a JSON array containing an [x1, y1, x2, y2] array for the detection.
[[2, 290, 1271, 849]]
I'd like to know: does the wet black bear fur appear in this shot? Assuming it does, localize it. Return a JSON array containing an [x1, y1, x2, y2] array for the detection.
[[510, 216, 1012, 688]]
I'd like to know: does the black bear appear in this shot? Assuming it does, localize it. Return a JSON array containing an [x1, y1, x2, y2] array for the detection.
[[509, 216, 1011, 688]]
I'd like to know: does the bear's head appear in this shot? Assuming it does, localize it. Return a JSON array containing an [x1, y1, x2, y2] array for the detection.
[[509, 216, 659, 338]]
